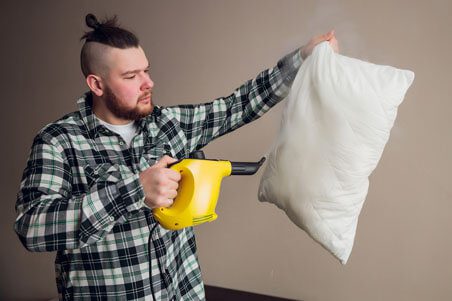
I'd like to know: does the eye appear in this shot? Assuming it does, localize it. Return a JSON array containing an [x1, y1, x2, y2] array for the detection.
[[125, 75, 136, 79]]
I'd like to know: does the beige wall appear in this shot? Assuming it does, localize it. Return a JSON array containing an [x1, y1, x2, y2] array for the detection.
[[1, 1, 451, 300]]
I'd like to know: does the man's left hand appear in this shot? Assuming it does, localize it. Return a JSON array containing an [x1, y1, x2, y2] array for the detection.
[[300, 30, 339, 59]]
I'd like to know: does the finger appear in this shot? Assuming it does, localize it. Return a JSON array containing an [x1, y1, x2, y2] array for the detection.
[[154, 196, 174, 208], [165, 198, 174, 208], [317, 30, 335, 43], [311, 33, 331, 46], [165, 178, 179, 191], [162, 168, 181, 182], [324, 30, 334, 39], [167, 189, 178, 200], [329, 36, 339, 52], [161, 155, 177, 165], [158, 185, 177, 199], [155, 155, 177, 168]]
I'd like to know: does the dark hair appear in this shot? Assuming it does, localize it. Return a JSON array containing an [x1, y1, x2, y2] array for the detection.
[[80, 14, 140, 77]]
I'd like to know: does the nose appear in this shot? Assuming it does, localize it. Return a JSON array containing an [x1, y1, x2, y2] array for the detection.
[[142, 73, 154, 91]]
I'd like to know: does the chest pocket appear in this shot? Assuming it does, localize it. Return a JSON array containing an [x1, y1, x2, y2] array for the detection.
[[83, 162, 138, 224], [84, 163, 123, 188]]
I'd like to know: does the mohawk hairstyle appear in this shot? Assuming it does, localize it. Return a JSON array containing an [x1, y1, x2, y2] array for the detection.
[[80, 14, 139, 77]]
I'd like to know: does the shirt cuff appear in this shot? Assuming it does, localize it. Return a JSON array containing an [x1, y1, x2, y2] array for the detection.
[[108, 173, 146, 221], [117, 173, 146, 212], [277, 48, 303, 84]]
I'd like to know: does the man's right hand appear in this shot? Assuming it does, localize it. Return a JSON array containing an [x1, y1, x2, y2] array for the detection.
[[139, 155, 181, 209]]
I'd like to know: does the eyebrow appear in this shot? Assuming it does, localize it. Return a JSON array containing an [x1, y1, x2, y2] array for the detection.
[[120, 63, 150, 76]]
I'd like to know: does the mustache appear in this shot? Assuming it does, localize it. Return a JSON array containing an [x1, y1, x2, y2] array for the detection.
[[139, 91, 152, 100]]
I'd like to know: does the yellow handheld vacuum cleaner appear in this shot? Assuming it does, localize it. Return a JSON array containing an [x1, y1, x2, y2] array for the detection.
[[153, 151, 265, 230]]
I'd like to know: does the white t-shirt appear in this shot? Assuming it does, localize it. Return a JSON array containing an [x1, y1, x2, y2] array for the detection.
[[96, 117, 138, 147]]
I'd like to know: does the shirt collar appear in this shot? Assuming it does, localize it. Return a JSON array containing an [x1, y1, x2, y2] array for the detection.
[[77, 91, 162, 138]]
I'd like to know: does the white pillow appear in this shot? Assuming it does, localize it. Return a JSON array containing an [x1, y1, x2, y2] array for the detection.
[[258, 42, 414, 264]]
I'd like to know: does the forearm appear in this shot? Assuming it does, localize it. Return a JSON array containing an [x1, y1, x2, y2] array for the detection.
[[217, 47, 304, 131], [166, 48, 303, 152], [15, 172, 145, 252], [14, 136, 145, 252]]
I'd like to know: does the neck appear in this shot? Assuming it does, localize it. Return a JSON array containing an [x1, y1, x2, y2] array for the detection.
[[92, 94, 132, 125]]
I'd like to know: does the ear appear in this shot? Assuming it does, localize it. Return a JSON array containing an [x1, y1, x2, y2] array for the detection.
[[86, 74, 104, 97]]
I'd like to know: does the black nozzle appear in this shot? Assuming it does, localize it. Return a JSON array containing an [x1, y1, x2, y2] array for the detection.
[[230, 157, 266, 175], [189, 150, 205, 159]]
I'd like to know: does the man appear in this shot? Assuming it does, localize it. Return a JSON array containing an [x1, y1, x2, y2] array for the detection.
[[15, 13, 338, 300]]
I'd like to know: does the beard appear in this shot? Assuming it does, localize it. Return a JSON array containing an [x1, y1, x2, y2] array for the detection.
[[104, 86, 154, 121]]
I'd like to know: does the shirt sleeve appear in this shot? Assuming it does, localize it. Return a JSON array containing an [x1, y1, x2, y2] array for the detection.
[[14, 131, 146, 252], [165, 48, 302, 153]]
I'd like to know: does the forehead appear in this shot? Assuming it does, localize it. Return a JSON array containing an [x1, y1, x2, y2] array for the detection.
[[106, 46, 149, 73]]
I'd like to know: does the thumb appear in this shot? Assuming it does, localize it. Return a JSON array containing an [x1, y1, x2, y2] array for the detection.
[[323, 30, 335, 41], [154, 155, 177, 168]]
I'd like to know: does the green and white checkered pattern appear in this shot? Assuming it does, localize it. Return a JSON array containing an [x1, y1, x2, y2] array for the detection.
[[15, 49, 301, 300]]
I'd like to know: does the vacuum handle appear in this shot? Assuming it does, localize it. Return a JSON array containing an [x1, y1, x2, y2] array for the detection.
[[230, 157, 266, 175]]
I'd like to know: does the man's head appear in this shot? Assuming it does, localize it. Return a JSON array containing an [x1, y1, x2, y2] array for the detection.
[[80, 14, 154, 124]]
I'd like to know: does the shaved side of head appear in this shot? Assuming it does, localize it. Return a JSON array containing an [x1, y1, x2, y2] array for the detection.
[[80, 14, 140, 78], [80, 42, 114, 78]]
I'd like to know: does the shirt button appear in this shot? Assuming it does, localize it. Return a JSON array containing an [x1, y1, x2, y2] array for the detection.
[[119, 141, 124, 146], [109, 216, 115, 222]]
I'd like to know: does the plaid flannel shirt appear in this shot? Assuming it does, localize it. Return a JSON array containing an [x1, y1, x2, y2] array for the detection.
[[15, 49, 302, 300]]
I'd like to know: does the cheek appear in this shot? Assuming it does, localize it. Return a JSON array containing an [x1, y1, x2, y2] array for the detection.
[[114, 83, 140, 103]]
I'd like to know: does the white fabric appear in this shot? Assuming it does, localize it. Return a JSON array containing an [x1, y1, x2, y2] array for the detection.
[[97, 117, 138, 147], [258, 42, 414, 264]]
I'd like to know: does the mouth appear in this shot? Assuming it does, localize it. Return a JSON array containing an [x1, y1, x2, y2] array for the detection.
[[138, 94, 151, 103]]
